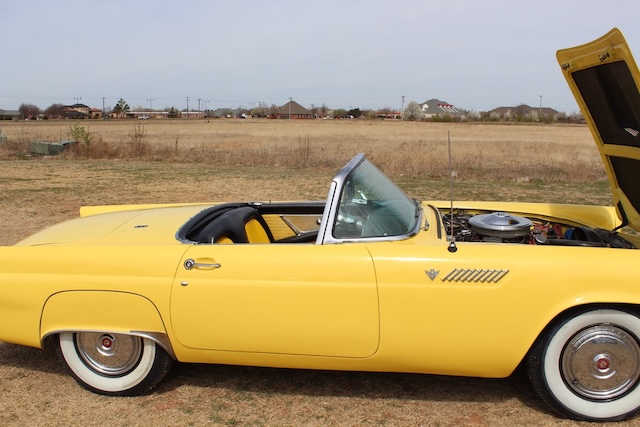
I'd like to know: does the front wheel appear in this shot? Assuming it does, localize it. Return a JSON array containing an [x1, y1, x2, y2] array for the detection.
[[57, 332, 173, 396], [527, 308, 640, 421]]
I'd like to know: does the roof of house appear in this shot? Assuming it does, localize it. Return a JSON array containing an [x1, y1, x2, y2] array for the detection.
[[278, 101, 312, 116], [0, 109, 21, 115], [420, 98, 462, 116], [490, 104, 559, 117]]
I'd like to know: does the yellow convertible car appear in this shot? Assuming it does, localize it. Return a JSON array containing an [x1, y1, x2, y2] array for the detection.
[[1, 28, 640, 422]]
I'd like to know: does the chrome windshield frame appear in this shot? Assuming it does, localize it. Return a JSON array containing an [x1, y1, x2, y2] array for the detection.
[[316, 153, 422, 245]]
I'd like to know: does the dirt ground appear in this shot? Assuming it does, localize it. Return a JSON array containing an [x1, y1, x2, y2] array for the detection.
[[0, 341, 584, 427], [0, 155, 626, 426]]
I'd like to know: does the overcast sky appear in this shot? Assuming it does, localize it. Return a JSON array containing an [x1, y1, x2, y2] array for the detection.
[[1, 0, 639, 113]]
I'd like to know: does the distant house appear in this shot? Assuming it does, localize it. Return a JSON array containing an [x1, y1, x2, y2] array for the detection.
[[127, 111, 169, 119], [0, 109, 22, 120], [63, 103, 91, 119], [63, 108, 88, 119], [61, 104, 103, 119], [70, 103, 90, 115], [89, 108, 103, 119], [420, 99, 463, 118], [180, 111, 205, 119], [276, 101, 313, 119], [489, 104, 559, 120], [376, 110, 402, 120]]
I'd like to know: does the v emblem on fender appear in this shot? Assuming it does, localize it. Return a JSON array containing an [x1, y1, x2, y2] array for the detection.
[[425, 269, 439, 281]]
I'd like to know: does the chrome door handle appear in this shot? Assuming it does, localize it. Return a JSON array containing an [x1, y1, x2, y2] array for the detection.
[[184, 259, 221, 270]]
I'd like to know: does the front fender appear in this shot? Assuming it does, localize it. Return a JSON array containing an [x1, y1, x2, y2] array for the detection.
[[41, 291, 173, 356]]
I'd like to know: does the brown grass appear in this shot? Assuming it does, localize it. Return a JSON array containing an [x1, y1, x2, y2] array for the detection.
[[0, 120, 616, 426], [0, 119, 604, 182]]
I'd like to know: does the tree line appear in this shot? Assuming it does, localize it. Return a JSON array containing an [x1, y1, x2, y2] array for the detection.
[[16, 99, 580, 123]]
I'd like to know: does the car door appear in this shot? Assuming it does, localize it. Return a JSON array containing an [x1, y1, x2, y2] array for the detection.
[[170, 243, 379, 358]]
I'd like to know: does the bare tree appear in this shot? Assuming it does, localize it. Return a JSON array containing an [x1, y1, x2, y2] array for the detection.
[[378, 106, 393, 117], [320, 103, 329, 117], [251, 102, 269, 118], [19, 103, 41, 119], [44, 103, 66, 119]]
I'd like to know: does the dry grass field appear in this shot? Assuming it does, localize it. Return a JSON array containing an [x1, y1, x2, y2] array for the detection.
[[1, 118, 607, 183], [0, 119, 623, 426]]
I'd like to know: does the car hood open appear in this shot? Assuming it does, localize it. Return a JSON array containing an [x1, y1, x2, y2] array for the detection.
[[557, 28, 640, 231]]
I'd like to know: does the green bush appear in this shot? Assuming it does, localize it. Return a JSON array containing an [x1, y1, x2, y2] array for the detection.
[[69, 123, 92, 146]]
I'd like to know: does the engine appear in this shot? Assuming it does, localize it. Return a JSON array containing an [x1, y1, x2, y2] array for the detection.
[[443, 211, 634, 248]]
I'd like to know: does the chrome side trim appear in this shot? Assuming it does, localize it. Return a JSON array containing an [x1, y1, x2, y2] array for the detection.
[[43, 329, 176, 360], [441, 268, 509, 283]]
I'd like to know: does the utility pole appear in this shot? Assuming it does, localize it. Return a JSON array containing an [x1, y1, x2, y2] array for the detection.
[[147, 98, 154, 114], [185, 96, 190, 119], [197, 98, 202, 115], [401, 95, 405, 121], [102, 97, 106, 120], [539, 95, 543, 120]]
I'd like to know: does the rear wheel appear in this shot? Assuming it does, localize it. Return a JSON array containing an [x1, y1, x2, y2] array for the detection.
[[527, 308, 640, 421], [57, 332, 173, 396]]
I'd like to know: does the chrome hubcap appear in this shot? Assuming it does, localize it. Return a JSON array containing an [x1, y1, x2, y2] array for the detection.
[[562, 324, 640, 400], [75, 332, 143, 376]]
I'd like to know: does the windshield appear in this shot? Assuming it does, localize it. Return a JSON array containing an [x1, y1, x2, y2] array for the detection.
[[333, 159, 420, 239]]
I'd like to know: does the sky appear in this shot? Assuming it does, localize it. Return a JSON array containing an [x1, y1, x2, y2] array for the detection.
[[1, 0, 639, 114]]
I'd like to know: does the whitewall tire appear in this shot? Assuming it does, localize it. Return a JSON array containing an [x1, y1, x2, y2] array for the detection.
[[57, 332, 173, 396], [527, 308, 640, 421]]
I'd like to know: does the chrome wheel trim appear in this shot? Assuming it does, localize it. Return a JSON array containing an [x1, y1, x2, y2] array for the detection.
[[543, 309, 640, 420], [75, 332, 143, 377], [561, 324, 640, 401], [59, 331, 157, 393]]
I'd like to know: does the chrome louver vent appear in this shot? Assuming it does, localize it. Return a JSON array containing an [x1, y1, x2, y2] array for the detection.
[[441, 268, 509, 283]]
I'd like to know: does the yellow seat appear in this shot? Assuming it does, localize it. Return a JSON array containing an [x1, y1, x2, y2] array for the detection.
[[245, 218, 271, 243]]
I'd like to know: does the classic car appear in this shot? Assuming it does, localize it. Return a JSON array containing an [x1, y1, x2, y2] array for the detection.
[[1, 28, 640, 422]]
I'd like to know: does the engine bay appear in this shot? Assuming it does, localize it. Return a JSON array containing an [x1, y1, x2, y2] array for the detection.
[[443, 210, 635, 249]]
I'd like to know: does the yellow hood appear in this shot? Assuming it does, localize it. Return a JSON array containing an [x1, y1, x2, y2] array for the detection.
[[557, 28, 640, 231]]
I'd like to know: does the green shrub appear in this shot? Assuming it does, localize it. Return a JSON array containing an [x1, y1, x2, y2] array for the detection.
[[69, 123, 92, 146]]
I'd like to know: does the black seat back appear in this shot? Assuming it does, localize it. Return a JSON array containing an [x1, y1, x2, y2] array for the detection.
[[196, 207, 273, 243]]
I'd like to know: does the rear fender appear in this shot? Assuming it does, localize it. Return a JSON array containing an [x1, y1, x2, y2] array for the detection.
[[40, 291, 174, 358]]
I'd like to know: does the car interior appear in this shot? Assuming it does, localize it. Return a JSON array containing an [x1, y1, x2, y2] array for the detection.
[[177, 202, 325, 244]]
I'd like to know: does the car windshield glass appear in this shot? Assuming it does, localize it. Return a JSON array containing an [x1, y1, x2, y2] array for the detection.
[[333, 159, 419, 239]]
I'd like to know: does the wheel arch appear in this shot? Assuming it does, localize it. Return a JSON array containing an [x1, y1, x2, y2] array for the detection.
[[529, 302, 640, 353], [40, 291, 175, 359], [512, 302, 640, 374]]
